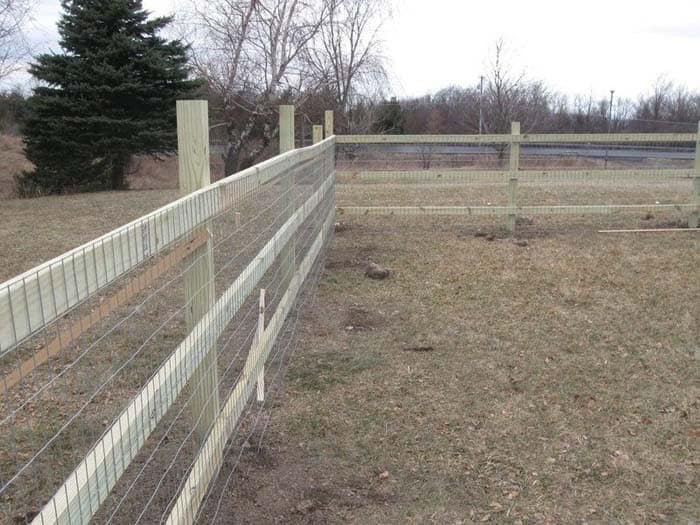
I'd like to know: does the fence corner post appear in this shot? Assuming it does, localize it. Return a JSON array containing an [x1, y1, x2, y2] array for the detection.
[[324, 110, 334, 138], [312, 125, 324, 144], [507, 121, 520, 235], [176, 100, 220, 444], [690, 121, 700, 229]]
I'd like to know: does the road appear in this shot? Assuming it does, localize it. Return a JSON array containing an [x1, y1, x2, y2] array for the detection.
[[343, 144, 696, 161]]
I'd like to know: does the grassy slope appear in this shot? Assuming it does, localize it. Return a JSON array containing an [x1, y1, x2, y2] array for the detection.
[[0, 133, 226, 198], [0, 135, 32, 199]]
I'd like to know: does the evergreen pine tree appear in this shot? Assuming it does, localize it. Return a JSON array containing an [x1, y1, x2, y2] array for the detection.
[[20, 0, 200, 194]]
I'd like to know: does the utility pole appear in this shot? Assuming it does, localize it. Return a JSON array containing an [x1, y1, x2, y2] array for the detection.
[[608, 89, 615, 132], [479, 75, 484, 134]]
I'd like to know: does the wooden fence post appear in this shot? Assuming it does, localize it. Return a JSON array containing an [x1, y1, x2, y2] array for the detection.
[[507, 121, 520, 235], [176, 100, 219, 444], [279, 105, 295, 153], [690, 121, 700, 228], [256, 288, 266, 402], [312, 125, 324, 144], [324, 110, 334, 138], [279, 105, 296, 286]]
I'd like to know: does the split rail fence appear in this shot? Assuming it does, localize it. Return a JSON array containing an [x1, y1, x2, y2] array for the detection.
[[335, 122, 700, 232], [0, 102, 335, 524]]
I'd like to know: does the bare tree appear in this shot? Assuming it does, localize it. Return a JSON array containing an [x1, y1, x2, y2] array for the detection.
[[186, 0, 329, 174], [306, 0, 387, 117], [482, 39, 550, 134], [0, 0, 32, 81]]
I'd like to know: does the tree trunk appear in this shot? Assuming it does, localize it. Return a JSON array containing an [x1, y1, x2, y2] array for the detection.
[[109, 154, 129, 190], [224, 144, 240, 177]]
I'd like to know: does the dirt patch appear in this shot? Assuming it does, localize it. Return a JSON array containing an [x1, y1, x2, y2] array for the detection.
[[402, 345, 434, 352], [654, 218, 690, 229], [324, 243, 378, 270], [344, 305, 385, 331], [334, 221, 350, 233]]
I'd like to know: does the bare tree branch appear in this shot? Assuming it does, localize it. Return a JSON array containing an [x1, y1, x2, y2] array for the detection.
[[0, 0, 32, 81]]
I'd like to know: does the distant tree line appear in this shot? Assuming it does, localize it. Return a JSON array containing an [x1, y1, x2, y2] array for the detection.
[[370, 42, 700, 136]]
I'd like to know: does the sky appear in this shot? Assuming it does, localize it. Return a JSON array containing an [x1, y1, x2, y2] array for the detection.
[[9, 0, 700, 101]]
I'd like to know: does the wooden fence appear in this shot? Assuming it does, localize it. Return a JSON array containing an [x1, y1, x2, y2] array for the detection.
[[334, 123, 700, 232], [2, 107, 699, 525], [0, 102, 335, 524]]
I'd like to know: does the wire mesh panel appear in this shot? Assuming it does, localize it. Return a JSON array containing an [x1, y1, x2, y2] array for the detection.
[[335, 130, 699, 233], [0, 137, 335, 524]]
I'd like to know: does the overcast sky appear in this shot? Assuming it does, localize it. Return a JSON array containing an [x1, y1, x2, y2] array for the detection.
[[12, 0, 700, 101]]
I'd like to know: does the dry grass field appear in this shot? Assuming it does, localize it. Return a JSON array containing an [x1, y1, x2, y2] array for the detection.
[[0, 135, 33, 199], [0, 190, 178, 281], [215, 214, 699, 524], [0, 183, 698, 523]]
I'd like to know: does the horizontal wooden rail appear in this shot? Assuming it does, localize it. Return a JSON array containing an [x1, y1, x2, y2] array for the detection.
[[337, 203, 694, 217], [337, 169, 695, 184], [165, 210, 334, 525], [0, 138, 335, 356], [31, 169, 335, 525], [336, 133, 698, 144]]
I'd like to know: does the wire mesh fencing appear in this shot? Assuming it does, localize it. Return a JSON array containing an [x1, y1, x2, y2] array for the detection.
[[0, 125, 335, 524], [335, 127, 699, 234]]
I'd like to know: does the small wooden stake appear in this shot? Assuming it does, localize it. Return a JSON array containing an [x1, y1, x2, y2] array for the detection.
[[256, 288, 266, 402]]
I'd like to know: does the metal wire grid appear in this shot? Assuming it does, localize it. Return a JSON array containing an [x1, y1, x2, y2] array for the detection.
[[334, 138, 697, 213], [0, 139, 335, 524]]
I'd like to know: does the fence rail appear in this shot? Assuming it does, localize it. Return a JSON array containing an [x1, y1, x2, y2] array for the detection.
[[336, 132, 698, 144]]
